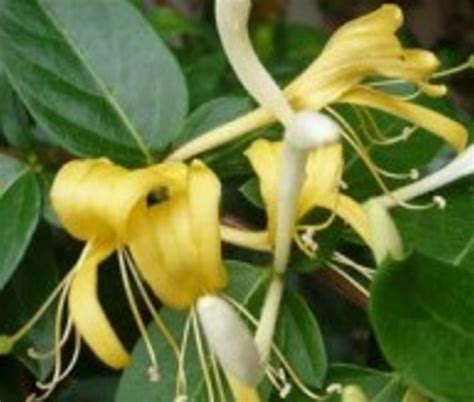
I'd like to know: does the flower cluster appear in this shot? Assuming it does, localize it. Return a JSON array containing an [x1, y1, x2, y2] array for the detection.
[[1, 2, 472, 402]]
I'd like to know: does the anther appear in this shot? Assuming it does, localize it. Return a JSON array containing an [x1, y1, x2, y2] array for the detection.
[[327, 383, 344, 394], [148, 366, 160, 383], [279, 382, 292, 399], [433, 195, 447, 209], [410, 169, 420, 180]]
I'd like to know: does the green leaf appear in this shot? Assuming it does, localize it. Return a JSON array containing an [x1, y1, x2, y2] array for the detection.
[[0, 155, 40, 290], [184, 53, 226, 109], [274, 290, 328, 388], [240, 177, 263, 209], [53, 376, 118, 402], [116, 261, 268, 402], [370, 253, 474, 402], [0, 226, 58, 379], [393, 179, 474, 266], [0, 75, 32, 149], [175, 96, 253, 148], [0, 0, 188, 164]]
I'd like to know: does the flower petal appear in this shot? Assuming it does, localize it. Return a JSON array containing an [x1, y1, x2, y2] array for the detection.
[[299, 143, 343, 217], [340, 86, 468, 152], [364, 199, 403, 264], [188, 160, 228, 290], [68, 239, 129, 369], [51, 158, 186, 242], [307, 193, 373, 248], [285, 4, 438, 110], [244, 140, 281, 241], [220, 226, 271, 252], [128, 161, 226, 309]]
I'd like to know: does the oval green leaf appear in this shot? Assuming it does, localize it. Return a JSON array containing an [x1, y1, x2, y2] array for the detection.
[[0, 155, 40, 290], [0, 0, 188, 165], [370, 253, 474, 402]]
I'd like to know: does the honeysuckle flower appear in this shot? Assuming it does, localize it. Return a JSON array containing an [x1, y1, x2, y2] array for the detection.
[[224, 139, 373, 254], [364, 144, 474, 264], [1, 158, 263, 402], [168, 3, 468, 163]]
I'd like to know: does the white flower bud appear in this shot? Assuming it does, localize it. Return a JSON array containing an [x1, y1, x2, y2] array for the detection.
[[364, 199, 404, 264], [285, 111, 341, 150], [196, 295, 264, 386]]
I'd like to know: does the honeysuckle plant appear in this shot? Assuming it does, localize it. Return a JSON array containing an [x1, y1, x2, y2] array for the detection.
[[0, 1, 472, 402]]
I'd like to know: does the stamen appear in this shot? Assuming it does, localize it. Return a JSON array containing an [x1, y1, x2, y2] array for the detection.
[[210, 353, 227, 402], [123, 250, 180, 360], [28, 317, 73, 360], [326, 383, 344, 394], [332, 252, 375, 281], [191, 309, 216, 402], [327, 263, 370, 299], [377, 144, 474, 209], [433, 55, 474, 79], [327, 107, 450, 210], [31, 274, 74, 401], [294, 227, 318, 258], [223, 296, 323, 400], [175, 315, 192, 401], [118, 250, 159, 383]]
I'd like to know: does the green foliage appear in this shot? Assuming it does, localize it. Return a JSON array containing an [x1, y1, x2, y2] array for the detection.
[[0, 0, 188, 164], [0, 154, 40, 290], [370, 253, 474, 402], [0, 1, 472, 401]]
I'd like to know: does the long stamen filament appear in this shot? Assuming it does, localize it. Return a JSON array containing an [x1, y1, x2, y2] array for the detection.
[[28, 317, 73, 360], [327, 263, 370, 298], [175, 315, 192, 401], [210, 353, 227, 402], [123, 250, 180, 360], [223, 296, 323, 400], [377, 144, 474, 208], [118, 250, 159, 382], [332, 252, 375, 280], [191, 309, 216, 402]]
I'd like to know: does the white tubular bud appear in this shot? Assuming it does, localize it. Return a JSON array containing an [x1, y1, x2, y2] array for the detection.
[[196, 295, 263, 386], [285, 111, 341, 150], [364, 199, 404, 265], [378, 144, 474, 209], [215, 0, 294, 126]]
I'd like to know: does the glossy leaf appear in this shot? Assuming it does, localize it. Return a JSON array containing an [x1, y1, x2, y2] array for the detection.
[[0, 0, 188, 164], [393, 179, 474, 266], [0, 226, 58, 379], [274, 290, 328, 388], [370, 253, 474, 402], [0, 155, 40, 290]]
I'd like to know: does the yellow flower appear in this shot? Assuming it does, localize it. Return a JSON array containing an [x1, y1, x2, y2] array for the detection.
[[50, 158, 227, 369], [4, 157, 264, 402], [168, 4, 467, 162], [223, 139, 372, 254]]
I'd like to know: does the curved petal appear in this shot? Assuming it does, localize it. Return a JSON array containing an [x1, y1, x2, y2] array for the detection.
[[68, 240, 129, 369], [220, 226, 271, 252], [188, 160, 228, 291], [128, 161, 226, 309], [364, 199, 403, 264], [305, 192, 373, 248], [339, 86, 468, 152], [285, 4, 438, 110], [244, 140, 280, 241], [299, 143, 343, 217], [51, 158, 186, 242]]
